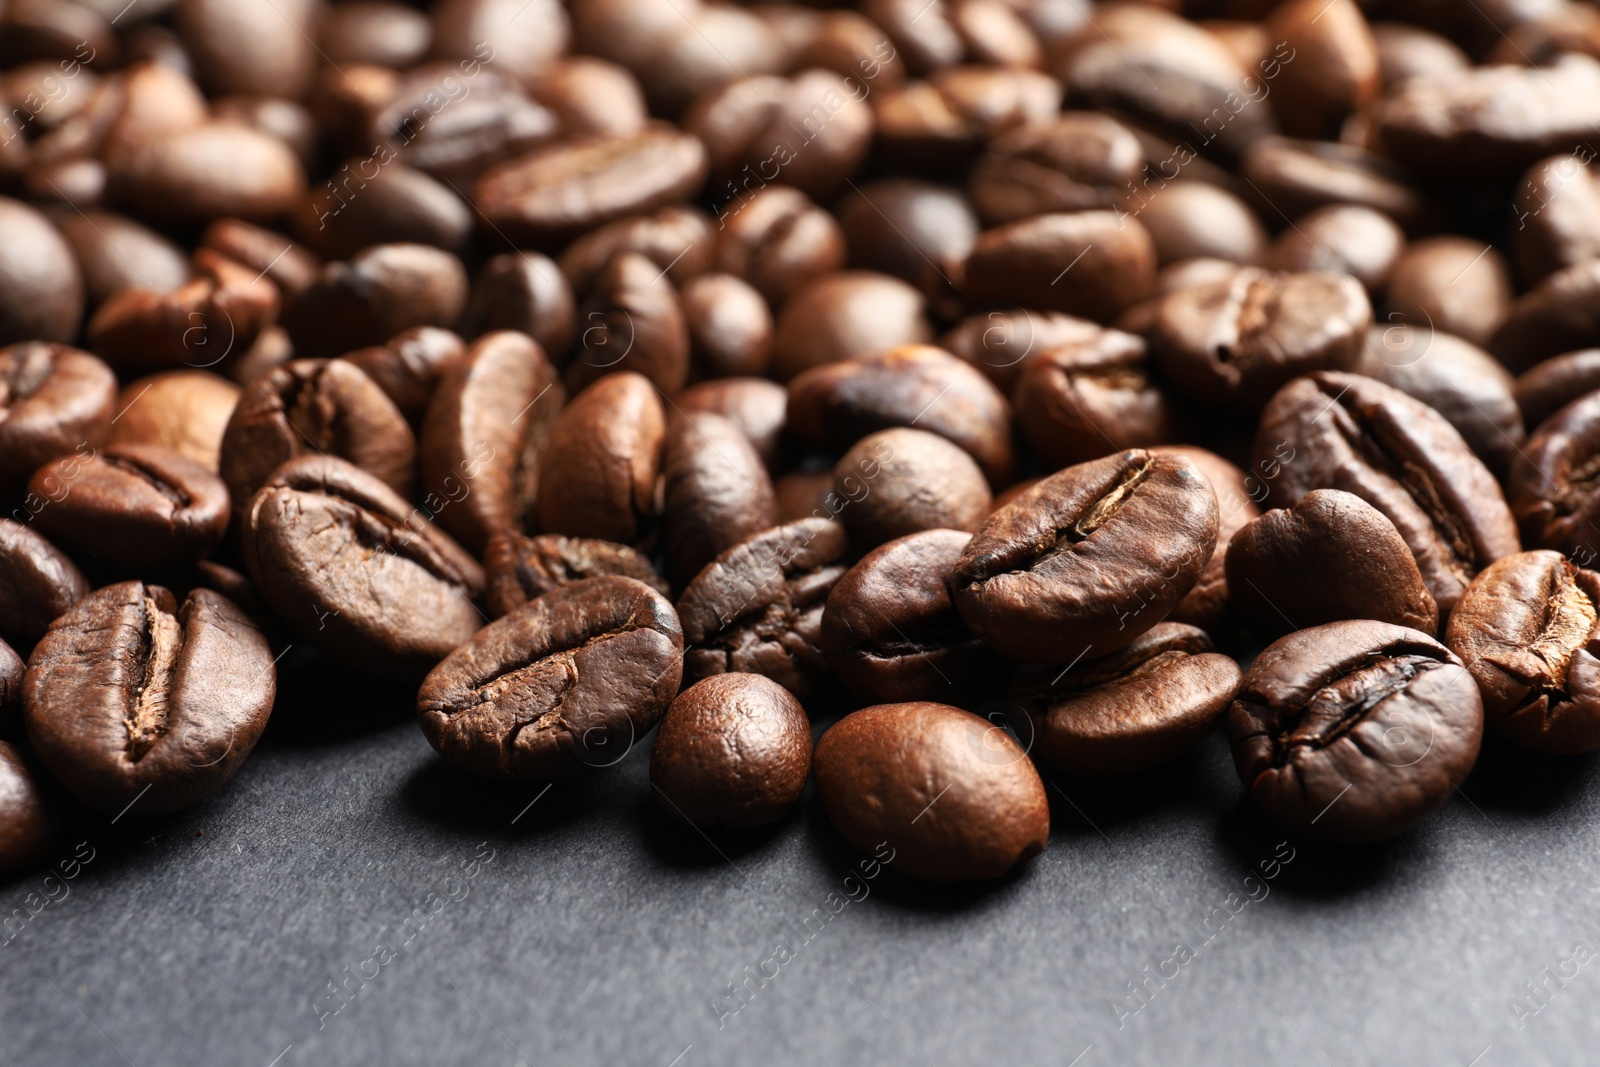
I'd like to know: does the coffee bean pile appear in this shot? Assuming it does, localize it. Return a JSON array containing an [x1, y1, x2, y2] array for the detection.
[[3, 0, 1600, 882]]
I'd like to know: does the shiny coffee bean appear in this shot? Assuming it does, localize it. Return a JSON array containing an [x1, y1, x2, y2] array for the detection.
[[837, 179, 978, 317], [463, 252, 576, 358], [0, 520, 89, 647], [940, 307, 1103, 394], [1155, 445, 1261, 631], [675, 377, 790, 471], [1238, 137, 1428, 233], [1013, 327, 1176, 468], [662, 412, 775, 586], [1013, 622, 1242, 776], [1513, 152, 1600, 286], [1256, 371, 1519, 616], [111, 121, 307, 227], [50, 207, 189, 307], [1228, 619, 1483, 842], [418, 576, 682, 781], [873, 66, 1061, 171], [198, 218, 321, 297], [680, 273, 772, 380], [1372, 22, 1469, 87], [964, 211, 1156, 323], [297, 158, 473, 260], [179, 0, 318, 98], [1264, 0, 1379, 138], [865, 0, 1042, 72], [1509, 391, 1600, 562], [1514, 349, 1600, 430], [23, 581, 276, 814], [1447, 551, 1600, 754], [106, 370, 239, 473], [339, 327, 468, 428], [0, 342, 117, 491], [952, 448, 1219, 664], [967, 111, 1143, 226], [320, 1, 433, 68], [813, 701, 1049, 881], [650, 672, 811, 828], [0, 638, 21, 735], [771, 271, 933, 382], [1270, 205, 1404, 293], [285, 243, 469, 359], [836, 428, 991, 548], [712, 185, 846, 308], [1127, 180, 1270, 268], [557, 205, 714, 296], [364, 65, 558, 184], [0, 196, 84, 344], [528, 56, 650, 139], [0, 740, 64, 874], [1227, 489, 1439, 637], [1385, 237, 1512, 350], [567, 251, 690, 395], [1491, 259, 1600, 372], [537, 371, 664, 544], [483, 530, 668, 619]]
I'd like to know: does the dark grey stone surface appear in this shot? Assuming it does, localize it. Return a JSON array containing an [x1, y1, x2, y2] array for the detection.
[[3, 657, 1598, 1067]]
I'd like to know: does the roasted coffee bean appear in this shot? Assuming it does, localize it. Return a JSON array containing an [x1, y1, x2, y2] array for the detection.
[[1127, 180, 1270, 268], [864, 0, 1042, 73], [0, 342, 118, 491], [106, 371, 238, 474], [675, 377, 790, 471], [1508, 390, 1600, 562], [242, 455, 484, 677], [110, 121, 307, 227], [1372, 22, 1469, 87], [1513, 153, 1600, 286], [1256, 371, 1519, 616], [472, 124, 709, 249], [178, 0, 317, 98], [1447, 551, 1600, 754], [1491, 259, 1600, 372], [794, 10, 906, 87], [786, 345, 1016, 486], [0, 520, 89, 647], [211, 95, 318, 169], [1013, 328, 1176, 468], [821, 529, 1001, 705], [676, 517, 851, 696], [556, 205, 714, 296], [228, 325, 294, 387], [836, 428, 990, 548], [1155, 445, 1260, 631], [416, 331, 564, 554], [662, 412, 775, 587], [0, 740, 63, 874], [484, 530, 668, 618], [567, 251, 690, 395], [297, 158, 473, 260], [711, 185, 846, 308], [285, 243, 469, 359], [364, 66, 559, 185], [963, 211, 1157, 323], [774, 470, 837, 523], [1385, 237, 1512, 349], [940, 307, 1103, 394], [952, 448, 1219, 663], [339, 327, 469, 428], [198, 218, 321, 297], [813, 700, 1049, 881], [431, 0, 567, 82], [650, 672, 811, 828], [220, 357, 416, 524], [770, 271, 933, 382], [0, 196, 83, 345], [1153, 269, 1372, 414], [1228, 619, 1482, 842], [967, 112, 1143, 226], [0, 638, 22, 734], [1514, 349, 1600, 430], [1357, 326, 1523, 477], [537, 371, 664, 544], [418, 576, 682, 781], [30, 443, 229, 575], [680, 273, 773, 380], [1265, 0, 1379, 138], [528, 56, 650, 139], [1238, 137, 1428, 234], [23, 581, 276, 814], [873, 66, 1061, 171], [1227, 489, 1439, 636], [1013, 621, 1241, 775], [50, 208, 190, 307], [462, 252, 575, 357], [320, 1, 433, 68], [1270, 205, 1404, 293], [836, 179, 977, 318]]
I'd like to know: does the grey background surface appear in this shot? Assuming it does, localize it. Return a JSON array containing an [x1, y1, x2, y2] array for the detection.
[[4, 653, 1599, 1067]]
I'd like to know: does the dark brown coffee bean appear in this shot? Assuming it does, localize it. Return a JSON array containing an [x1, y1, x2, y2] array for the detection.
[[0, 637, 22, 735], [1512, 152, 1600, 287], [676, 517, 850, 696], [527, 57, 650, 139], [1255, 371, 1520, 616], [198, 218, 321, 297], [1264, 0, 1379, 138], [1385, 236, 1513, 350], [1508, 390, 1600, 561], [1152, 268, 1371, 413], [836, 428, 990, 548], [813, 700, 1049, 881], [1514, 349, 1600, 430], [110, 121, 306, 226], [537, 371, 665, 544], [1447, 550, 1600, 754], [484, 530, 668, 618], [365, 66, 558, 185], [968, 112, 1143, 226], [297, 158, 473, 260], [940, 307, 1103, 394], [675, 377, 789, 471], [712, 185, 846, 308], [220, 357, 416, 526], [1491, 259, 1600, 372], [462, 252, 574, 358], [228, 325, 293, 388], [821, 529, 1002, 705], [1227, 489, 1438, 636], [1372, 22, 1470, 87], [177, 0, 317, 98], [1013, 327, 1176, 468], [556, 204, 714, 296], [1, 1, 115, 69], [864, 0, 1041, 73], [1270, 205, 1404, 294], [417, 331, 564, 554], [1127, 180, 1270, 268], [650, 672, 810, 828], [794, 11, 906, 87], [680, 273, 772, 380], [1484, 3, 1600, 65], [0, 520, 88, 647], [242, 454, 484, 677], [1013, 621, 1241, 775], [320, 1, 433, 68], [770, 271, 933, 382], [339, 327, 469, 428], [50, 208, 190, 308], [1357, 326, 1523, 477], [1228, 619, 1482, 842], [953, 449, 1219, 663], [1238, 137, 1428, 233], [418, 575, 682, 781], [662, 412, 775, 587], [0, 196, 83, 344], [0, 740, 64, 874], [837, 179, 978, 318], [23, 581, 276, 814], [787, 345, 1016, 486], [211, 95, 317, 169], [0, 342, 117, 492], [964, 211, 1157, 324], [431, 0, 568, 83], [774, 470, 836, 523], [473, 124, 709, 249], [1155, 445, 1260, 631], [567, 252, 690, 395], [284, 243, 469, 359], [873, 66, 1061, 170]]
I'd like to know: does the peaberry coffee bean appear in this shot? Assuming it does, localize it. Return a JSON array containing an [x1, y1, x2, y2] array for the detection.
[[1447, 550, 1600, 754], [680, 273, 773, 380], [662, 411, 776, 587], [1490, 259, 1600, 372], [712, 185, 846, 308], [836, 179, 978, 318], [1255, 371, 1519, 616], [23, 581, 276, 814], [1226, 488, 1439, 637], [836, 427, 991, 549], [1385, 237, 1512, 350], [770, 271, 933, 382], [106, 370, 240, 473], [483, 530, 668, 619], [940, 307, 1103, 395], [1514, 349, 1600, 431], [242, 455, 485, 678], [557, 205, 714, 296], [339, 327, 469, 429], [417, 330, 564, 554], [567, 251, 690, 395], [284, 243, 469, 359], [0, 195, 84, 345], [1508, 391, 1600, 562], [1228, 619, 1483, 842], [0, 740, 64, 874], [1270, 205, 1405, 294], [963, 211, 1156, 324], [676, 517, 851, 697], [967, 111, 1143, 226], [537, 371, 664, 544], [821, 528, 1003, 705], [1012, 621, 1242, 776], [463, 252, 576, 358], [1012, 327, 1176, 469], [418, 576, 682, 781], [1154, 445, 1261, 632], [0, 520, 89, 648], [952, 448, 1219, 664], [0, 342, 118, 491], [813, 701, 1049, 881], [649, 672, 811, 829]]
